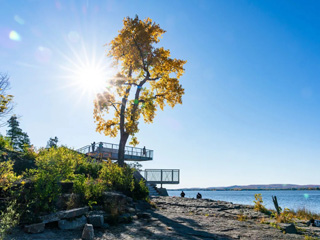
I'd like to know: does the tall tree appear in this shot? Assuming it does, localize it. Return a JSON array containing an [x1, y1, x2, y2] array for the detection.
[[46, 136, 59, 148], [94, 16, 186, 166], [6, 115, 30, 151], [0, 73, 14, 127]]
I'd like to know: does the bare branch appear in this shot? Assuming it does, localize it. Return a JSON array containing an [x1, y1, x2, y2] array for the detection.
[[110, 102, 120, 114], [148, 77, 160, 81]]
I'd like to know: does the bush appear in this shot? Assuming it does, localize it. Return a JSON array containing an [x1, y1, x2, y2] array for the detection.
[[294, 208, 320, 221], [11, 146, 149, 217], [0, 135, 12, 151], [98, 160, 134, 194], [131, 179, 149, 201], [253, 194, 271, 215], [29, 147, 91, 212], [0, 160, 21, 191], [272, 208, 295, 223], [0, 200, 20, 240]]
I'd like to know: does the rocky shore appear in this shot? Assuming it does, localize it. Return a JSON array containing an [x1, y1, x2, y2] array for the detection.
[[6, 196, 320, 239]]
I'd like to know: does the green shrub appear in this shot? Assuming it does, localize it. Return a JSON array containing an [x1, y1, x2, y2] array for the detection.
[[0, 200, 20, 240], [131, 179, 149, 200], [98, 160, 134, 193], [0, 135, 12, 151], [253, 194, 271, 215], [29, 147, 91, 212], [272, 208, 294, 223], [17, 146, 148, 214], [83, 177, 105, 203], [0, 160, 21, 191], [294, 208, 320, 221], [75, 159, 102, 179]]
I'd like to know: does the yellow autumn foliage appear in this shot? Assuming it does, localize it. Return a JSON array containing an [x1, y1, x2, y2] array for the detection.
[[93, 15, 186, 152]]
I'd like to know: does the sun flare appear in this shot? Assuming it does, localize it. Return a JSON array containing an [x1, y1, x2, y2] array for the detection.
[[75, 64, 107, 94], [58, 38, 116, 100]]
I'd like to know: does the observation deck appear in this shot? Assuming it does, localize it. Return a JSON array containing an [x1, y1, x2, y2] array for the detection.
[[76, 142, 153, 161], [140, 169, 180, 185]]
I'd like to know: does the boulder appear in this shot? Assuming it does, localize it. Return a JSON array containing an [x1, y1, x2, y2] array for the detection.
[[58, 215, 87, 230], [24, 223, 45, 234], [82, 223, 94, 240], [278, 223, 297, 234], [55, 193, 83, 210], [88, 215, 104, 227], [41, 206, 89, 223], [102, 192, 129, 215]]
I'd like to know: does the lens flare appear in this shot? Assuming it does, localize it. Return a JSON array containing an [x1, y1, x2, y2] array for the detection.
[[9, 31, 21, 41], [303, 193, 309, 199], [35, 46, 52, 63], [14, 15, 25, 25]]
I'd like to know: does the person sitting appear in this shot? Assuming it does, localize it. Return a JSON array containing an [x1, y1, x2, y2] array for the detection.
[[196, 192, 202, 199], [180, 191, 185, 198]]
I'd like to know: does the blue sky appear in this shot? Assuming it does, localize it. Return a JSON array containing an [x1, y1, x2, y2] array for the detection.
[[0, 0, 320, 188]]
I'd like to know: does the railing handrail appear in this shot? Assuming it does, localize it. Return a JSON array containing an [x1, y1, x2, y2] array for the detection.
[[141, 169, 180, 184], [76, 142, 153, 153], [144, 169, 179, 171]]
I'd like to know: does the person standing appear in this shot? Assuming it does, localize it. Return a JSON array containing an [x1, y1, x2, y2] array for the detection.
[[143, 146, 146, 156], [98, 142, 103, 152], [91, 142, 96, 152]]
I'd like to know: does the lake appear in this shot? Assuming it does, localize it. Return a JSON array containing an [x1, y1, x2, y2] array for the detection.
[[168, 190, 320, 213]]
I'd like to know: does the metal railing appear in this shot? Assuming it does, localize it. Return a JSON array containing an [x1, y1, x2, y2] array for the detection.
[[141, 169, 180, 184], [76, 142, 153, 160]]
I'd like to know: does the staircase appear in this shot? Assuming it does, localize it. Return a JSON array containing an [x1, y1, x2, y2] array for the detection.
[[146, 183, 160, 197]]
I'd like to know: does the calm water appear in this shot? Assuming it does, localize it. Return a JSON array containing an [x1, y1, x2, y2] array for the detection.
[[168, 190, 320, 213]]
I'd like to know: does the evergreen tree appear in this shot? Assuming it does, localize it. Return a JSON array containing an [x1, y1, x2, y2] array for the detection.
[[6, 115, 30, 151], [46, 136, 58, 148]]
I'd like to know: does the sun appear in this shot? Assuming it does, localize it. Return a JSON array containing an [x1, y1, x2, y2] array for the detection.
[[75, 64, 107, 94], [58, 42, 115, 99]]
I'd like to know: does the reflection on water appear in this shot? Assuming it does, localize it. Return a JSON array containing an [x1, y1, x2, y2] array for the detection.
[[168, 190, 320, 213]]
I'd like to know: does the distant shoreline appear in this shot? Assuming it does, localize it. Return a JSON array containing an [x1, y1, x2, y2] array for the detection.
[[168, 188, 320, 191]]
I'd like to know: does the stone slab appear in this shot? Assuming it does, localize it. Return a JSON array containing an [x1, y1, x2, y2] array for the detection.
[[24, 223, 45, 234], [40, 206, 89, 223], [58, 215, 87, 230]]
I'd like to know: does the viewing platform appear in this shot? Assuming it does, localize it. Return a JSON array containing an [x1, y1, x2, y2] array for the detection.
[[140, 169, 180, 186], [76, 142, 153, 161]]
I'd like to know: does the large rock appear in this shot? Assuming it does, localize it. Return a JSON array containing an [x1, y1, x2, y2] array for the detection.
[[82, 223, 94, 240], [41, 206, 89, 223], [88, 215, 104, 227], [102, 192, 130, 215], [24, 223, 45, 234], [278, 223, 297, 234], [55, 193, 83, 210], [58, 215, 87, 230]]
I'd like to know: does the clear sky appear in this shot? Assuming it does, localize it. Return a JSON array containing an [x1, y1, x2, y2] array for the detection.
[[1, 0, 320, 188]]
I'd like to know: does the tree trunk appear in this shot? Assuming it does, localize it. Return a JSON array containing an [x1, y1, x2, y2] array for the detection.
[[118, 132, 129, 167]]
